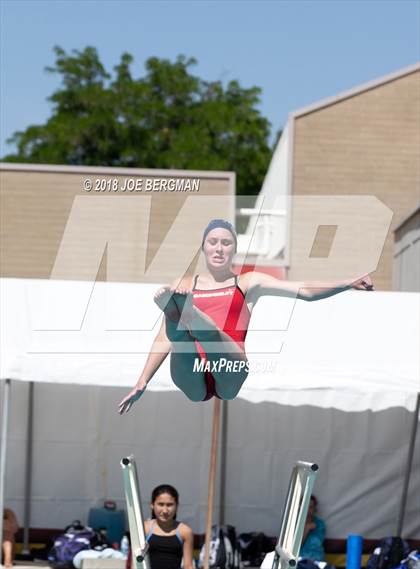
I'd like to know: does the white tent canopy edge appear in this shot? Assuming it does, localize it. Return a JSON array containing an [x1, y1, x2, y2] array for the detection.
[[1, 278, 418, 410]]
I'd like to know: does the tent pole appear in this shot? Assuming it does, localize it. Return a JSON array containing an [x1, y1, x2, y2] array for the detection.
[[396, 391, 420, 536], [0, 379, 11, 548], [22, 381, 34, 555], [218, 399, 228, 526], [203, 398, 222, 569]]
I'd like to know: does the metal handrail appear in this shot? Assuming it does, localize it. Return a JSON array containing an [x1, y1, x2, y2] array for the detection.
[[121, 456, 150, 569], [272, 461, 319, 569]]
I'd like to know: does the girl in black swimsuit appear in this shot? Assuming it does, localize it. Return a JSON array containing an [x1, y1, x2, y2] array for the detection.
[[144, 484, 194, 569]]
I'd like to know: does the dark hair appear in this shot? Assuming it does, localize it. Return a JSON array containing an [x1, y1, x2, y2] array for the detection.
[[310, 495, 318, 508], [150, 484, 179, 520], [202, 219, 237, 252]]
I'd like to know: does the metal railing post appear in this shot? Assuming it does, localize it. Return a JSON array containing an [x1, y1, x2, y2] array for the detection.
[[272, 461, 319, 569], [120, 456, 150, 569]]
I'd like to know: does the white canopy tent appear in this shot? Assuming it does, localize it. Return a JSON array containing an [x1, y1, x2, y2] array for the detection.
[[1, 278, 419, 542]]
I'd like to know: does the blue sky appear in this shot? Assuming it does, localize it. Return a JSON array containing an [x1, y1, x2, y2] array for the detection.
[[1, 0, 419, 156]]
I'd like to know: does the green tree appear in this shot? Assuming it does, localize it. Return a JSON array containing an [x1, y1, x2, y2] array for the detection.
[[4, 46, 273, 196]]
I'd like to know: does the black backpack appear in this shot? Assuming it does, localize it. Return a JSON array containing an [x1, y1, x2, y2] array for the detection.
[[238, 532, 273, 566], [367, 537, 410, 569], [198, 525, 241, 568]]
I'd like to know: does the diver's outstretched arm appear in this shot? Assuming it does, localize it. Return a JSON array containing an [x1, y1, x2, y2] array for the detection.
[[244, 272, 374, 302], [118, 320, 171, 414]]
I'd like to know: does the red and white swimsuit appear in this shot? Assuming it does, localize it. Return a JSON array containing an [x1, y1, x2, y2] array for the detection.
[[191, 274, 251, 401]]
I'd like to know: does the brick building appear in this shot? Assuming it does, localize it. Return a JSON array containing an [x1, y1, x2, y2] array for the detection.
[[238, 63, 419, 290]]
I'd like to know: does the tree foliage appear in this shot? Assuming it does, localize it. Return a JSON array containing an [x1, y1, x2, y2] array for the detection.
[[4, 46, 273, 196]]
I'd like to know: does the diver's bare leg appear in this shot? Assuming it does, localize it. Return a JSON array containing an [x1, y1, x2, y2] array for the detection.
[[172, 292, 249, 400], [154, 287, 190, 342], [154, 287, 208, 401], [169, 351, 208, 402]]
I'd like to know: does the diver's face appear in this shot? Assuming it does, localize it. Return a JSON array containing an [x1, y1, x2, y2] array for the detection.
[[203, 228, 236, 270], [151, 493, 177, 523]]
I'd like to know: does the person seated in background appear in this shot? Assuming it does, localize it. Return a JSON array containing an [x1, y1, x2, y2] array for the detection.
[[261, 495, 326, 568], [300, 495, 326, 561], [2, 508, 19, 568]]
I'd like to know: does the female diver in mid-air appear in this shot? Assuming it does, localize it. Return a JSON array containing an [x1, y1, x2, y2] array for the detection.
[[118, 219, 374, 413]]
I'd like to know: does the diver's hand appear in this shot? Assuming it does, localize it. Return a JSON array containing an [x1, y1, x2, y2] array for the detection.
[[118, 384, 146, 415], [352, 274, 375, 291]]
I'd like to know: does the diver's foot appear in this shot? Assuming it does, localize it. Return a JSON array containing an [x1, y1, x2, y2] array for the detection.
[[154, 287, 181, 323]]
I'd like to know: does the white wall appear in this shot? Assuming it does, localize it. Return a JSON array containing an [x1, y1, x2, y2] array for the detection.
[[4, 382, 420, 539]]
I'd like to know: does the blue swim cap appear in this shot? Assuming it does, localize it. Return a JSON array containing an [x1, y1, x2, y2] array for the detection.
[[202, 219, 237, 251]]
